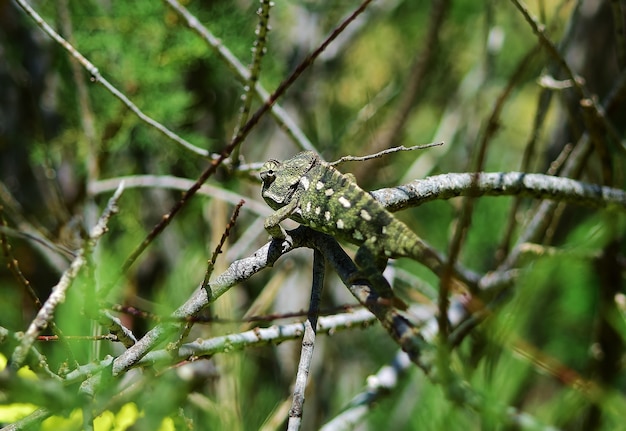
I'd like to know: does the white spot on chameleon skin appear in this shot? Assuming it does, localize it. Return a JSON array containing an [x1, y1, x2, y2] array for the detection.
[[325, 188, 335, 196], [300, 176, 310, 190], [305, 201, 311, 212], [353, 230, 364, 241], [324, 211, 331, 221], [381, 226, 388, 235], [338, 196, 351, 208], [315, 207, 321, 215], [316, 181, 325, 190], [337, 219, 345, 229], [360, 209, 372, 221]]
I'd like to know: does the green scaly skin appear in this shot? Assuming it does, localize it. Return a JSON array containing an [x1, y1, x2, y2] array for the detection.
[[260, 152, 448, 283]]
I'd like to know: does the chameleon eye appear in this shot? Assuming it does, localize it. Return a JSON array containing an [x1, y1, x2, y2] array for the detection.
[[260, 169, 275, 183], [260, 159, 280, 183]]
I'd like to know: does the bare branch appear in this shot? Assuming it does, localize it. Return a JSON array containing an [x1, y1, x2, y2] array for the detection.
[[371, 172, 626, 213]]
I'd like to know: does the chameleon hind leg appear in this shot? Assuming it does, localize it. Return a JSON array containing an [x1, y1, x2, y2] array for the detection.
[[351, 239, 408, 310]]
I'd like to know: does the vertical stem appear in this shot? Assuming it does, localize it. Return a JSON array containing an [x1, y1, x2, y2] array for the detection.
[[287, 250, 325, 430]]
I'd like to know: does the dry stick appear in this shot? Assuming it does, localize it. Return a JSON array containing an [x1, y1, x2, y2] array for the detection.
[[108, 228, 324, 375], [9, 183, 124, 370], [163, 0, 315, 152], [329, 143, 443, 167], [287, 250, 324, 431], [113, 0, 375, 289], [202, 200, 246, 289], [14, 0, 209, 158]]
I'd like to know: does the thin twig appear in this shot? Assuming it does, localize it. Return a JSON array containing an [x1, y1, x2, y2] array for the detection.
[[495, 86, 553, 264], [89, 175, 271, 218], [329, 143, 443, 167], [288, 249, 325, 430], [111, 229, 296, 375], [202, 200, 246, 289]]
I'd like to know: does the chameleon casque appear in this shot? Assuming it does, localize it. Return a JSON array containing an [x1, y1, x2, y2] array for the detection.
[[260, 151, 449, 285]]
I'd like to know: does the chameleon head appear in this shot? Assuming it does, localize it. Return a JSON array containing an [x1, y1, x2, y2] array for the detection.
[[260, 151, 319, 209]]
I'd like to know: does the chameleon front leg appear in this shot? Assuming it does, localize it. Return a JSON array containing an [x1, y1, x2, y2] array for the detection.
[[264, 198, 299, 239]]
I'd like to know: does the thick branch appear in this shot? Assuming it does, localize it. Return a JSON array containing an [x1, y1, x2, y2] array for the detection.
[[372, 172, 626, 213]]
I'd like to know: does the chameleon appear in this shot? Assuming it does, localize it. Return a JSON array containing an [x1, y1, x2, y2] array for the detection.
[[259, 151, 451, 286]]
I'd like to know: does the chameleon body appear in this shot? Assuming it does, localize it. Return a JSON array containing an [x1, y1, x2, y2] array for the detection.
[[260, 151, 445, 276]]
